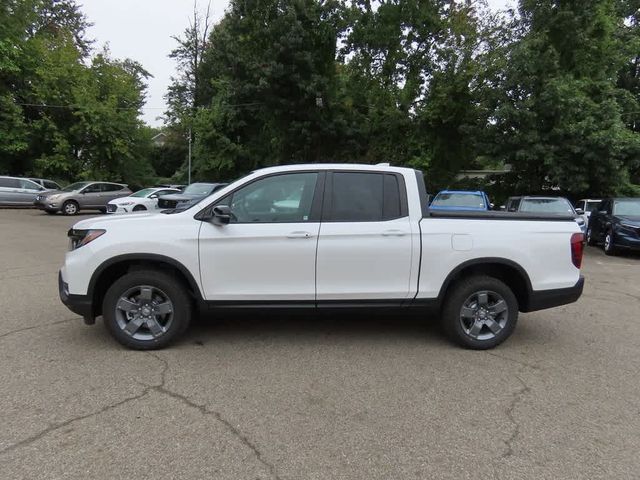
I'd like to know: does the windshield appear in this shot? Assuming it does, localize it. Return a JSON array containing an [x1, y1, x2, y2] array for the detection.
[[184, 183, 216, 195], [585, 201, 601, 212], [613, 199, 640, 216], [62, 181, 90, 192], [432, 193, 486, 208], [130, 188, 157, 198], [520, 198, 574, 214]]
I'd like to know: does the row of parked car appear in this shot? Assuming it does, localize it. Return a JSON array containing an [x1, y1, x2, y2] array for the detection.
[[0, 175, 228, 215], [429, 190, 640, 255], [2, 174, 638, 255]]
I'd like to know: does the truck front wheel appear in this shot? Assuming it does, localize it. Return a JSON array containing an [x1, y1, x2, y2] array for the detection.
[[102, 269, 192, 349], [442, 275, 518, 350]]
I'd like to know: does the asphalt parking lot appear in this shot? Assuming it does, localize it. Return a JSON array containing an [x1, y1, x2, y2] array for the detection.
[[0, 208, 639, 480]]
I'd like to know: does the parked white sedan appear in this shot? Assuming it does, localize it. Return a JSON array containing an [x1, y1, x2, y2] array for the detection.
[[106, 188, 180, 214]]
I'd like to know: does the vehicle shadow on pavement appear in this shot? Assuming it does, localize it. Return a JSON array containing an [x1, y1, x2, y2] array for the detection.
[[183, 311, 449, 349]]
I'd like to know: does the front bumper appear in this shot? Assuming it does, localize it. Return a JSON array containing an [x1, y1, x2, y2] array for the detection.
[[614, 229, 640, 250], [34, 199, 60, 212], [58, 271, 95, 324], [523, 276, 585, 312]]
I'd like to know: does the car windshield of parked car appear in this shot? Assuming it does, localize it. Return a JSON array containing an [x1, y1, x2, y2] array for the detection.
[[585, 201, 601, 212], [130, 188, 156, 198], [613, 199, 640, 216], [61, 181, 90, 192], [432, 193, 485, 208], [183, 183, 215, 196], [520, 198, 574, 214]]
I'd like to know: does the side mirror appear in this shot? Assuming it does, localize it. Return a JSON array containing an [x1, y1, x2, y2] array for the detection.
[[149, 194, 158, 199], [499, 205, 506, 211], [575, 208, 584, 215], [212, 205, 232, 225], [489, 203, 495, 210]]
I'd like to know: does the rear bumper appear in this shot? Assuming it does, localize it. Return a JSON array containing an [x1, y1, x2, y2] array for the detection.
[[58, 271, 95, 324], [523, 276, 585, 312]]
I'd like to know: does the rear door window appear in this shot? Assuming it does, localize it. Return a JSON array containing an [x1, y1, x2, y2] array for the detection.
[[0, 178, 20, 188], [82, 184, 102, 193], [100, 183, 123, 192], [326, 172, 405, 222], [19, 179, 41, 190]]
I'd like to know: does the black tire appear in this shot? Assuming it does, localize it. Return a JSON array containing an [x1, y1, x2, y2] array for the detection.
[[603, 229, 617, 256], [99, 208, 107, 214], [133, 204, 147, 212], [586, 226, 596, 246], [62, 200, 79, 216], [102, 269, 192, 350], [441, 275, 518, 350]]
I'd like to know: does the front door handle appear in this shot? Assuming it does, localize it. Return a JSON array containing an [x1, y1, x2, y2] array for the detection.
[[382, 229, 406, 237], [287, 231, 312, 239]]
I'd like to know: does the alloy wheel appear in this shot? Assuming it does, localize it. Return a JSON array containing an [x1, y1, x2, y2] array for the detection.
[[64, 202, 78, 215], [459, 290, 509, 341], [114, 285, 174, 341]]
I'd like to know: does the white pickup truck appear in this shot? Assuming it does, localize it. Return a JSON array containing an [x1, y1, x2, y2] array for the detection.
[[59, 164, 585, 350]]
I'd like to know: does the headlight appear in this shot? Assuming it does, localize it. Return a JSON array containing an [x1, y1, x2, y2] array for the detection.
[[48, 194, 60, 201], [67, 229, 106, 250], [119, 201, 134, 206]]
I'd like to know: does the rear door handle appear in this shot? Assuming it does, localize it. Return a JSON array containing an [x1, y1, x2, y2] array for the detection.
[[287, 231, 312, 239], [382, 229, 406, 237]]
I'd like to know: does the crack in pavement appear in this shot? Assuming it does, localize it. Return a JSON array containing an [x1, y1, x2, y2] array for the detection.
[[502, 376, 531, 458], [0, 390, 150, 456], [485, 351, 542, 372], [145, 352, 282, 480], [0, 344, 281, 479], [0, 317, 75, 341]]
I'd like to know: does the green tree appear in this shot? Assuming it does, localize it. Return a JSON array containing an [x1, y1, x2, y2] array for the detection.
[[490, 0, 640, 196], [190, 0, 344, 180], [1, 0, 156, 185]]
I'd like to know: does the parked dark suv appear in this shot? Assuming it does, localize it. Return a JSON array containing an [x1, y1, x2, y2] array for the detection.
[[587, 198, 640, 255]]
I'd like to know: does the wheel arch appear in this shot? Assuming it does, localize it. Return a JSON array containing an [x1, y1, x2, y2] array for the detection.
[[437, 258, 533, 312], [88, 254, 203, 319]]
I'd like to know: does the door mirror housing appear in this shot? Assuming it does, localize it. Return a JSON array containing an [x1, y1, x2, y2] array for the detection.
[[212, 205, 232, 225], [575, 208, 584, 215], [149, 194, 158, 199]]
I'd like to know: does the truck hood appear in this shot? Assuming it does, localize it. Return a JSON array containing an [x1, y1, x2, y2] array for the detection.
[[71, 212, 158, 230]]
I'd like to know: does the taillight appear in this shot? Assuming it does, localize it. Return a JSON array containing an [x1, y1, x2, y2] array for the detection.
[[571, 233, 584, 269]]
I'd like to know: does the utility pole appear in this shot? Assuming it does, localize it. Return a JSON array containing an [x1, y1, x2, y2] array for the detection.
[[188, 127, 192, 185]]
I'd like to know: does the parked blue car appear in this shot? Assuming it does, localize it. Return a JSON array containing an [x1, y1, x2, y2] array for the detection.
[[429, 190, 492, 211]]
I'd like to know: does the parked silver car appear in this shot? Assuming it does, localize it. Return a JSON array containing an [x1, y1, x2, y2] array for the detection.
[[29, 178, 62, 190], [0, 176, 52, 206], [34, 181, 132, 215]]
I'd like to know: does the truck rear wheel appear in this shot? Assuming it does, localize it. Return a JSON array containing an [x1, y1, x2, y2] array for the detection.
[[102, 269, 192, 350], [442, 275, 518, 349]]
